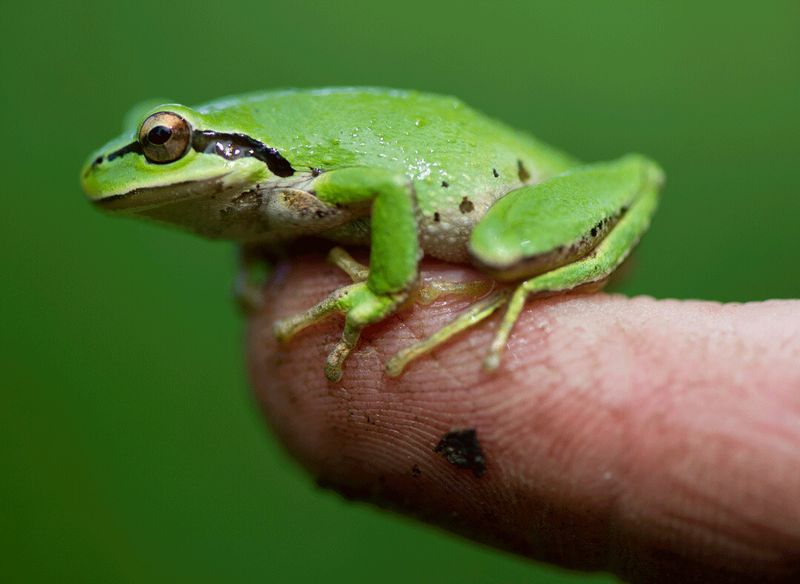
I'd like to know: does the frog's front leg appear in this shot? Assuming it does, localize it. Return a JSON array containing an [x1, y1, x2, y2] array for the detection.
[[273, 168, 420, 382]]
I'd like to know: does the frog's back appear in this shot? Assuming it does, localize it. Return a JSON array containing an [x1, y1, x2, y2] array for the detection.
[[196, 87, 573, 177], [197, 88, 577, 261]]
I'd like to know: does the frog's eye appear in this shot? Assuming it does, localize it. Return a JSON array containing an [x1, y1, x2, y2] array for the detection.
[[138, 112, 192, 164]]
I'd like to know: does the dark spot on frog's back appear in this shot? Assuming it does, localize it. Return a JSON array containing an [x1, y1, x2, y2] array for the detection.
[[492, 168, 499, 178], [441, 180, 449, 188], [433, 212, 441, 222], [434, 428, 486, 478], [517, 159, 530, 182], [459, 197, 474, 214]]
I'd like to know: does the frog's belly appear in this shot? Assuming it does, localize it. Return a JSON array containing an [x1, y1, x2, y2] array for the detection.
[[416, 201, 489, 264], [413, 179, 517, 263], [322, 210, 477, 264], [325, 195, 500, 264]]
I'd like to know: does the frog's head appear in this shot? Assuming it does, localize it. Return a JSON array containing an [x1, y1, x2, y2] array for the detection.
[[81, 103, 295, 241]]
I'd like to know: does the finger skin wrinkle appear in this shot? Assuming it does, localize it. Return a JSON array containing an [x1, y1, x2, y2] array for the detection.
[[249, 255, 800, 583]]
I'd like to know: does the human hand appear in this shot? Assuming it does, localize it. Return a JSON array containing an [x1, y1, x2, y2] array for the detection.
[[247, 253, 800, 584]]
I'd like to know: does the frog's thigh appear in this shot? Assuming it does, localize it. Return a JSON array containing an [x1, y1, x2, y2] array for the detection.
[[469, 154, 662, 282], [483, 180, 660, 370]]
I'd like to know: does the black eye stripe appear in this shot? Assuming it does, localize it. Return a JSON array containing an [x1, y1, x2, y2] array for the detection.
[[103, 129, 295, 178], [107, 141, 143, 162], [191, 130, 295, 177]]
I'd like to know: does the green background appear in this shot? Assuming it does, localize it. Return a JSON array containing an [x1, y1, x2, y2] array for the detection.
[[2, 1, 798, 582]]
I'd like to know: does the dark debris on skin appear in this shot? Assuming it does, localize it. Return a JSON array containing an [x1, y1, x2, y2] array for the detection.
[[435, 428, 486, 478]]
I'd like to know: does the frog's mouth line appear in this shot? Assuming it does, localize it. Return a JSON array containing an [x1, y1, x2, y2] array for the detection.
[[93, 176, 230, 213]]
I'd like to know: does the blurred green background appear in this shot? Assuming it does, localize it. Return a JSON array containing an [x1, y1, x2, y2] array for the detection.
[[2, 1, 798, 582]]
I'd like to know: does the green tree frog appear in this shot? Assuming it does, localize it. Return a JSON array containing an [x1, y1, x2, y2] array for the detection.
[[82, 88, 663, 381]]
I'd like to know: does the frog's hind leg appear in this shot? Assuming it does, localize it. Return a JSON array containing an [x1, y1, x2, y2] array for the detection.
[[327, 247, 370, 282], [483, 173, 660, 371], [326, 245, 504, 376], [386, 289, 510, 377]]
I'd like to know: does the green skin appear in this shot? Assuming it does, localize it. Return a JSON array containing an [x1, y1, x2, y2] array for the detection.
[[82, 87, 664, 381]]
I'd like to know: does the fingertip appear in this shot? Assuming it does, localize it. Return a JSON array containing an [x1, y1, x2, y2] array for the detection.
[[247, 253, 800, 582]]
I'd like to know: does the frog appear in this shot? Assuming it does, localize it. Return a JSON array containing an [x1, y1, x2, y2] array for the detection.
[[81, 87, 664, 382]]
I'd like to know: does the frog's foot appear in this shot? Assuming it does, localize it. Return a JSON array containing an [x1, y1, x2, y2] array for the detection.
[[482, 284, 531, 372], [385, 289, 510, 377], [234, 248, 271, 314], [274, 281, 406, 382]]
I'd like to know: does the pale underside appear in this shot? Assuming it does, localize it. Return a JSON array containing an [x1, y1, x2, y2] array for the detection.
[[106, 170, 529, 265]]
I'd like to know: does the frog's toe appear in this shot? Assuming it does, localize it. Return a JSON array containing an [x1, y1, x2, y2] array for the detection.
[[234, 250, 271, 315], [273, 284, 355, 343], [325, 345, 348, 382], [482, 351, 502, 372], [272, 317, 298, 343], [324, 317, 362, 382], [386, 290, 509, 377], [327, 247, 369, 282], [235, 279, 265, 315], [274, 281, 405, 381]]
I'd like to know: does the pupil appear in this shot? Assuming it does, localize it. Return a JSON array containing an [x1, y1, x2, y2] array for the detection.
[[148, 125, 172, 145]]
